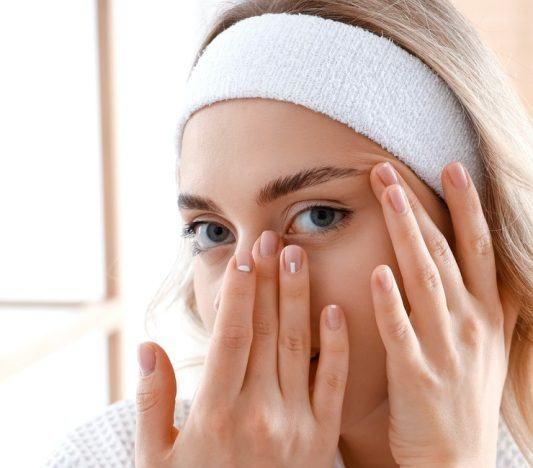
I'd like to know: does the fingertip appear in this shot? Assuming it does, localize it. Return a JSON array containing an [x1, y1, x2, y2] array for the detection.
[[138, 341, 156, 377], [325, 304, 343, 331], [235, 249, 254, 273], [374, 265, 394, 293], [320, 304, 349, 353], [135, 341, 178, 459]]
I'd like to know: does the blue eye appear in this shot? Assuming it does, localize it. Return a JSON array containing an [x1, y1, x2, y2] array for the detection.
[[181, 204, 354, 256], [290, 205, 353, 235], [181, 221, 235, 256]]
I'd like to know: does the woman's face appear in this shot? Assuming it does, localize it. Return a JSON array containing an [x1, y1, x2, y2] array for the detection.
[[178, 98, 454, 433]]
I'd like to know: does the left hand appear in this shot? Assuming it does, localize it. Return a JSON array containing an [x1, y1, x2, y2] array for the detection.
[[368, 161, 519, 467]]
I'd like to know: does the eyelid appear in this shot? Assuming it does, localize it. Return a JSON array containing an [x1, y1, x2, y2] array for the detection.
[[181, 201, 354, 254], [287, 203, 354, 237], [182, 200, 348, 235], [289, 200, 349, 219]]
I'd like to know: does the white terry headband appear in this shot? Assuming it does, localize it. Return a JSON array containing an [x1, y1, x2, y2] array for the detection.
[[174, 12, 484, 202]]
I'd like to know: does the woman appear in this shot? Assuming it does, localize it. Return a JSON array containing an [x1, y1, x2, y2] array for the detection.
[[45, 1, 532, 467]]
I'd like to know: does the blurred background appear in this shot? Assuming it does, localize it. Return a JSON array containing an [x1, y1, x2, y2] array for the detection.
[[0, 1, 531, 466]]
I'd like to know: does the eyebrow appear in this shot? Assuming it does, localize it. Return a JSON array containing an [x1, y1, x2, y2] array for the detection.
[[177, 165, 368, 214]]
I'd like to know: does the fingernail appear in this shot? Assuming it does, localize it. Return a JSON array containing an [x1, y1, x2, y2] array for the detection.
[[377, 266, 393, 292], [260, 230, 278, 257], [377, 162, 399, 186], [283, 245, 301, 273], [447, 162, 468, 189], [326, 305, 341, 330], [138, 342, 155, 376], [388, 185, 408, 213], [235, 250, 253, 272]]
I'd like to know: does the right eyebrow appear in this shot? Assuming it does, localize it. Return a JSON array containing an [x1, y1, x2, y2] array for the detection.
[[177, 164, 369, 214]]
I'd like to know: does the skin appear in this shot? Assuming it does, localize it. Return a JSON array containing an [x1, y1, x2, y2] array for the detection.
[[134, 97, 518, 467], [179, 98, 454, 466]]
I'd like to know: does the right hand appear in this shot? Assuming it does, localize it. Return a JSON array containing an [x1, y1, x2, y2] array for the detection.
[[135, 232, 350, 467]]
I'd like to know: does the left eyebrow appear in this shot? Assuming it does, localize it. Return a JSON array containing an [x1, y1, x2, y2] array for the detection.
[[177, 165, 368, 214]]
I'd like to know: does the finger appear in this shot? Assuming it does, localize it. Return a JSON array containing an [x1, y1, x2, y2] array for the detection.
[[370, 265, 423, 369], [312, 304, 349, 431], [442, 162, 500, 308], [371, 162, 468, 311], [243, 230, 283, 393], [278, 244, 311, 407], [197, 250, 256, 406], [378, 182, 452, 348], [135, 341, 179, 464]]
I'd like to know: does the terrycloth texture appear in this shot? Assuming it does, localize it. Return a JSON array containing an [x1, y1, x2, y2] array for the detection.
[[42, 396, 529, 467], [174, 12, 485, 203]]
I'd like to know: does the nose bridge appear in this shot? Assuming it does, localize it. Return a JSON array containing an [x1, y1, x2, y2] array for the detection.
[[235, 227, 286, 253]]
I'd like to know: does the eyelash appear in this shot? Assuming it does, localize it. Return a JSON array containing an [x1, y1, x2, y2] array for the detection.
[[180, 203, 355, 257]]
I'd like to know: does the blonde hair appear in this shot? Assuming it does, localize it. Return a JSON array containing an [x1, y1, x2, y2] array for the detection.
[[146, 0, 533, 463]]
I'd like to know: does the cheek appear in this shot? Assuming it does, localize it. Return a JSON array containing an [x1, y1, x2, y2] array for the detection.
[[310, 218, 399, 335], [308, 215, 401, 412], [308, 210, 397, 326]]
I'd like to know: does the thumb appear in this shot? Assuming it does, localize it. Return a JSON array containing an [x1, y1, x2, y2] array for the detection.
[[135, 341, 178, 462]]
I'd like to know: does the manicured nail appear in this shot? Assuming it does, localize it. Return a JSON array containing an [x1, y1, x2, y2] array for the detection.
[[235, 250, 253, 272], [377, 162, 399, 186], [326, 305, 341, 330], [138, 342, 155, 376], [260, 230, 278, 257], [377, 266, 393, 292], [283, 245, 302, 273], [388, 185, 408, 213], [447, 162, 468, 189]]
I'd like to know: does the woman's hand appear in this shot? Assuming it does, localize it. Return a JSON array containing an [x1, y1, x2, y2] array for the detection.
[[368, 161, 519, 467], [134, 233, 349, 467]]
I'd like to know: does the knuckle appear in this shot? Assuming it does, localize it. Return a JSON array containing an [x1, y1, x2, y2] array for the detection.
[[386, 317, 412, 343], [414, 264, 441, 291], [243, 408, 275, 441], [401, 351, 423, 373], [459, 313, 484, 347], [279, 328, 309, 353], [253, 318, 276, 337], [427, 233, 454, 266], [398, 222, 419, 244], [470, 231, 493, 257], [323, 369, 348, 391], [413, 365, 439, 391], [218, 324, 253, 350], [136, 387, 160, 414]]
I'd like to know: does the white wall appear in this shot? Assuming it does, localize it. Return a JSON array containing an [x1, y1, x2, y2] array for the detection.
[[0, 1, 226, 466], [112, 0, 222, 402]]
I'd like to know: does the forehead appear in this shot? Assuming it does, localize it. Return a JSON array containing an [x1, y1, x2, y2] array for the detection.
[[178, 98, 392, 190]]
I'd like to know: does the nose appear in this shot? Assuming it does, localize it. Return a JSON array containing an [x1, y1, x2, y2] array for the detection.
[[213, 230, 285, 312], [235, 229, 287, 258]]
